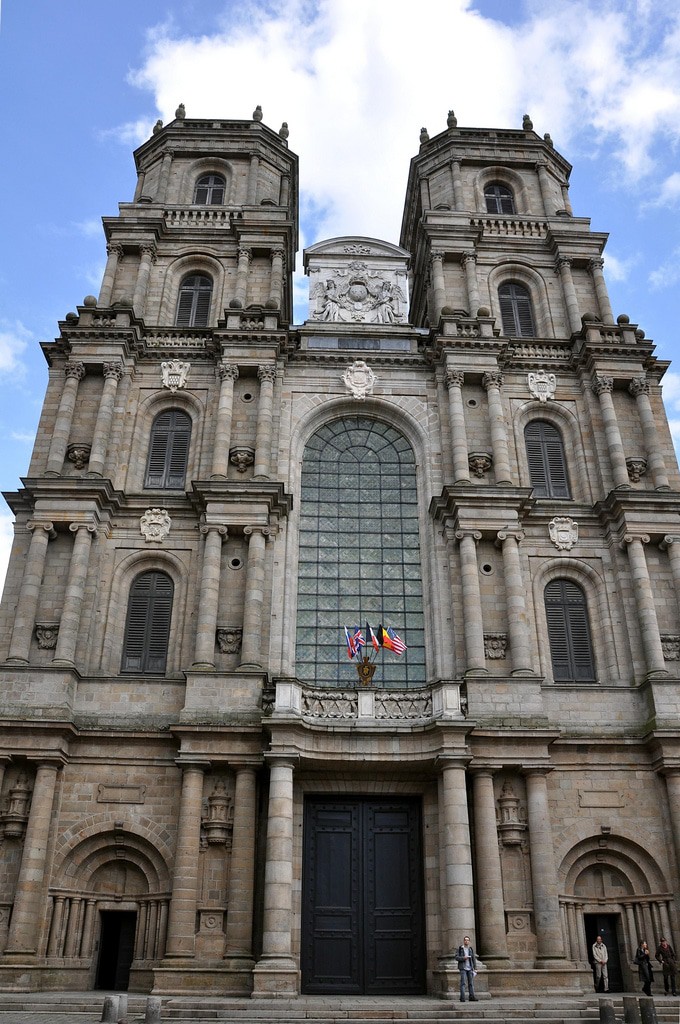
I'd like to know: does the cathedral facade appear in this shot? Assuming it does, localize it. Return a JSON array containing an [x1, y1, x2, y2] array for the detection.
[[0, 108, 679, 1000]]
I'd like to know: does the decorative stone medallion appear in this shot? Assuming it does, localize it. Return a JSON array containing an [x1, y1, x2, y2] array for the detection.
[[216, 627, 243, 654], [528, 370, 556, 402], [140, 508, 172, 543], [549, 516, 578, 551], [160, 359, 190, 392], [35, 622, 59, 650], [343, 360, 376, 400], [484, 633, 508, 659]]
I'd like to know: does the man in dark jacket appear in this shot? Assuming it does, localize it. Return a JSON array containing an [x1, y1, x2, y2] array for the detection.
[[456, 935, 478, 1002]]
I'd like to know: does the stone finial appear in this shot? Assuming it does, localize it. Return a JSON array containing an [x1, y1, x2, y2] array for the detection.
[[544, 132, 553, 147], [153, 119, 163, 135], [419, 127, 430, 144], [522, 113, 533, 130], [447, 109, 457, 129], [279, 122, 289, 142], [83, 295, 97, 307], [175, 102, 186, 120], [253, 104, 263, 121], [617, 313, 630, 324]]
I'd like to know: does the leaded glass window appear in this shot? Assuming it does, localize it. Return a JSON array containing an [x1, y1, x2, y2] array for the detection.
[[296, 417, 425, 687]]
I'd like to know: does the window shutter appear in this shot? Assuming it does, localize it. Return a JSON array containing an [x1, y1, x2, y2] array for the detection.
[[166, 418, 191, 488], [176, 274, 212, 327], [145, 574, 174, 673], [499, 282, 535, 337], [193, 285, 211, 327], [175, 288, 195, 327], [145, 410, 191, 489], [525, 421, 570, 498], [525, 421, 548, 496], [545, 579, 595, 682], [499, 287, 516, 335], [122, 571, 174, 674]]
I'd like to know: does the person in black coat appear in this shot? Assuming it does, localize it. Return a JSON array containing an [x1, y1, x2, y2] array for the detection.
[[456, 935, 478, 1002], [635, 939, 654, 996]]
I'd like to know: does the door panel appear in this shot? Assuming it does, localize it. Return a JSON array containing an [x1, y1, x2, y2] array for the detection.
[[584, 913, 625, 992]]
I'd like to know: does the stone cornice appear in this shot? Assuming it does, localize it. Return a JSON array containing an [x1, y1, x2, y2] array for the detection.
[[190, 480, 293, 522], [430, 485, 535, 526]]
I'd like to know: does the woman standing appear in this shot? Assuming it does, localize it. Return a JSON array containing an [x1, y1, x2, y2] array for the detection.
[[635, 939, 654, 996]]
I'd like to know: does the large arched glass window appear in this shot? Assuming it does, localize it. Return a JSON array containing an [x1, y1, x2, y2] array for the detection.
[[484, 182, 515, 214], [194, 173, 226, 204], [121, 570, 174, 674], [176, 273, 212, 327], [524, 420, 570, 498], [544, 579, 595, 682], [145, 409, 192, 489], [499, 281, 536, 337], [296, 417, 425, 688]]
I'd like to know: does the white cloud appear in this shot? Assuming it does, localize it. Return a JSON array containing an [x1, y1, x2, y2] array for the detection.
[[74, 218, 103, 239], [603, 252, 637, 283], [649, 247, 680, 290], [0, 512, 14, 601], [10, 431, 35, 444], [0, 320, 30, 375], [649, 171, 680, 208], [99, 118, 157, 147]]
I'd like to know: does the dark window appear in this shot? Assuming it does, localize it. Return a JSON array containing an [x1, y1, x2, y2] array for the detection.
[[499, 281, 536, 337], [145, 409, 191, 489], [194, 173, 225, 204], [176, 274, 212, 327], [524, 420, 570, 498], [485, 183, 515, 214], [121, 571, 174, 674], [544, 579, 595, 682]]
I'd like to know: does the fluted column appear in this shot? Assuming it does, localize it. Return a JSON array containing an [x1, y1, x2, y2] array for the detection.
[[482, 370, 513, 484], [98, 243, 123, 306], [132, 243, 156, 317], [592, 375, 630, 489], [63, 897, 83, 956], [445, 369, 470, 483], [7, 521, 56, 663], [164, 763, 207, 958], [429, 251, 446, 323], [661, 536, 680, 624], [629, 377, 670, 489], [622, 534, 666, 676], [46, 361, 85, 476], [537, 160, 556, 215], [47, 895, 66, 956], [588, 257, 615, 325], [454, 529, 486, 673], [524, 767, 566, 962], [268, 248, 285, 309], [234, 247, 251, 307], [471, 770, 508, 959], [157, 150, 173, 198], [461, 252, 480, 315], [211, 364, 239, 479], [5, 762, 61, 955], [247, 155, 259, 204], [52, 522, 97, 666], [193, 525, 228, 668], [225, 766, 258, 958], [80, 898, 97, 957], [555, 256, 582, 335], [253, 364, 276, 479], [88, 362, 124, 477], [438, 758, 476, 959], [496, 530, 533, 674], [240, 526, 269, 667], [450, 160, 464, 209]]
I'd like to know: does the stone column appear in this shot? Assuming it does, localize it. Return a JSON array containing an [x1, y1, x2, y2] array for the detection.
[[6, 521, 56, 663], [592, 375, 630, 490], [629, 377, 670, 489], [253, 756, 297, 994], [496, 530, 533, 674], [662, 771, 680, 887], [429, 251, 446, 323], [253, 364, 276, 480], [622, 534, 666, 676], [471, 770, 509, 960], [46, 361, 86, 477], [445, 369, 470, 483], [52, 522, 97, 666], [555, 256, 582, 335], [132, 243, 156, 318], [279, 173, 290, 207], [98, 243, 124, 306], [560, 182, 573, 216], [240, 527, 269, 668], [662, 536, 680, 624], [164, 763, 207, 958], [247, 155, 259, 205], [455, 530, 486, 673], [193, 525, 228, 668], [461, 252, 480, 315], [211, 364, 239, 479], [5, 762, 61, 955], [623, 903, 637, 956], [482, 370, 513, 484], [234, 247, 251, 308], [47, 895, 66, 956], [63, 897, 83, 957], [80, 898, 97, 957], [438, 758, 476, 959], [524, 768, 567, 962], [157, 150, 173, 199], [588, 257, 615, 325], [225, 766, 258, 959], [450, 160, 464, 209], [88, 362, 124, 477], [268, 248, 285, 309], [537, 160, 556, 215]]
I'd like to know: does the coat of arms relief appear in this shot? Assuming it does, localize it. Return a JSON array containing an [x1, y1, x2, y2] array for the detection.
[[310, 262, 407, 324]]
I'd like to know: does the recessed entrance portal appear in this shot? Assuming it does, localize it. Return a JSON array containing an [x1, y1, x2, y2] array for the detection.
[[584, 913, 624, 993], [95, 911, 137, 991], [302, 797, 426, 994]]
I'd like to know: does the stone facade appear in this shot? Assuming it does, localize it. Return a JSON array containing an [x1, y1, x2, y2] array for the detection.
[[0, 111, 679, 1000]]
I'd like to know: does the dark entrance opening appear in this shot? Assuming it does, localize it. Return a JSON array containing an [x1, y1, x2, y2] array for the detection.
[[302, 796, 426, 995], [95, 911, 137, 991], [584, 913, 625, 993]]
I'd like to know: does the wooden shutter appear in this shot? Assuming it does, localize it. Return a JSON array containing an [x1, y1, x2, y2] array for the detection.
[[145, 409, 191, 489], [175, 287, 195, 327], [524, 421, 570, 498], [545, 579, 595, 682], [122, 571, 174, 674], [176, 274, 212, 327], [499, 282, 536, 337]]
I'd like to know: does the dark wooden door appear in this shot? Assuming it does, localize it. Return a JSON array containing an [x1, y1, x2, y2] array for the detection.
[[584, 913, 625, 992], [95, 911, 137, 990], [302, 797, 425, 994]]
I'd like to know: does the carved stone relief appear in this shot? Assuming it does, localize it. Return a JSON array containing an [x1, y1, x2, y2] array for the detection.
[[343, 360, 376, 400], [549, 516, 578, 551], [140, 508, 172, 543], [310, 262, 407, 323], [161, 359, 190, 392], [527, 370, 556, 402]]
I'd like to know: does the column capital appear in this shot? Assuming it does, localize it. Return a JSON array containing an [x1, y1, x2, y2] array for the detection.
[[200, 523, 228, 539], [139, 242, 157, 260], [588, 256, 605, 271], [270, 247, 286, 262], [621, 532, 650, 549], [106, 242, 124, 258], [64, 361, 86, 381], [445, 368, 464, 389], [469, 765, 497, 780], [264, 752, 300, 769], [68, 521, 97, 537], [217, 362, 239, 383], [174, 758, 211, 773], [257, 364, 277, 384], [244, 525, 271, 539], [102, 360, 124, 381], [435, 753, 471, 771], [661, 535, 680, 551], [27, 520, 57, 539], [237, 246, 252, 262], [592, 373, 613, 396], [429, 250, 445, 265], [496, 529, 525, 546], [461, 251, 477, 266], [522, 764, 553, 779], [629, 375, 650, 397], [554, 255, 572, 273], [455, 529, 482, 543], [27, 756, 66, 771], [482, 370, 503, 391]]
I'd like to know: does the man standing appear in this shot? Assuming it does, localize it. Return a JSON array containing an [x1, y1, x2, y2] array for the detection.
[[456, 935, 478, 1002], [592, 935, 609, 992]]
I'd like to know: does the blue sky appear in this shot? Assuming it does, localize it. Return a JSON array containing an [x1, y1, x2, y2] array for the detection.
[[1, 0, 680, 588]]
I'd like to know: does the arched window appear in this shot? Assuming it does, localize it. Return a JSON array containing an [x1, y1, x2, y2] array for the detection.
[[524, 420, 570, 498], [145, 409, 192, 489], [194, 173, 226, 205], [122, 570, 174, 674], [498, 281, 536, 337], [176, 273, 212, 327], [484, 183, 515, 214], [296, 417, 425, 688], [544, 579, 595, 682]]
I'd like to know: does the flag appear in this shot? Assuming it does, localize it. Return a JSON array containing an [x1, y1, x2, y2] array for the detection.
[[344, 626, 358, 660], [382, 626, 407, 655], [353, 626, 366, 651], [367, 622, 380, 651]]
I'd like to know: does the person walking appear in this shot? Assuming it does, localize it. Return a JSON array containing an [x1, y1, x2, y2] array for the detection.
[[655, 937, 677, 996], [592, 935, 609, 992], [635, 939, 654, 996], [456, 935, 478, 1003]]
